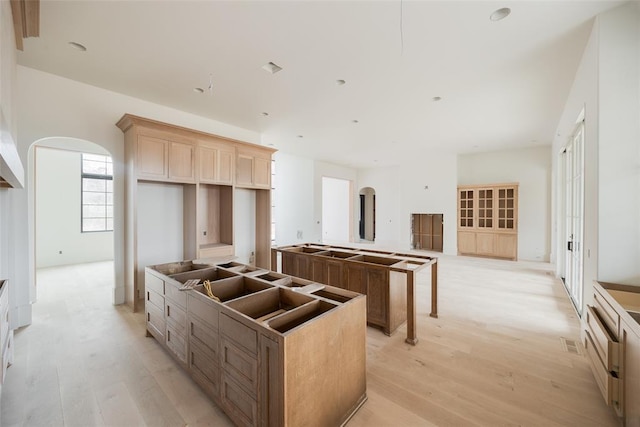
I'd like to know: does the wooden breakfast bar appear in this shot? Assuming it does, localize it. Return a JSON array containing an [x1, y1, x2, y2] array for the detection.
[[271, 244, 438, 345]]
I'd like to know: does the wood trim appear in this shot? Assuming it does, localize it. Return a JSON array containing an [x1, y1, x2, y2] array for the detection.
[[10, 0, 39, 51], [116, 114, 276, 154]]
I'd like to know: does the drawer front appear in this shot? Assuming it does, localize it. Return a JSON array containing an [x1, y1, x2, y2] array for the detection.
[[191, 363, 219, 403], [190, 338, 220, 389], [594, 289, 619, 338], [585, 332, 620, 409], [146, 289, 164, 311], [189, 315, 219, 355], [221, 372, 258, 427], [145, 272, 165, 295], [220, 337, 258, 397], [220, 314, 257, 355], [188, 294, 219, 329], [165, 301, 187, 336], [586, 305, 620, 372], [165, 282, 187, 309], [146, 302, 165, 340], [166, 323, 187, 363]]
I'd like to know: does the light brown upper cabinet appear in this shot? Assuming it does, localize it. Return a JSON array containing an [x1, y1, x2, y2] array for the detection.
[[198, 139, 234, 185], [457, 183, 518, 260], [236, 147, 271, 189], [116, 114, 276, 311], [135, 133, 196, 183]]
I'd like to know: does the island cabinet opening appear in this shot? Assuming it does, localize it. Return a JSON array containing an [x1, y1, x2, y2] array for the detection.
[[145, 260, 367, 427]]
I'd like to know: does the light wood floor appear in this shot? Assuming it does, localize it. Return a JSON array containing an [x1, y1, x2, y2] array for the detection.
[[1, 256, 620, 426]]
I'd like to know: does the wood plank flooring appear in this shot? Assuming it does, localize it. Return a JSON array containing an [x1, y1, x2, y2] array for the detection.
[[1, 256, 620, 426]]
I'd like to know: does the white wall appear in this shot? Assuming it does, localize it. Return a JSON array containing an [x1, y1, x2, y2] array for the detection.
[[552, 2, 640, 324], [356, 167, 400, 248], [12, 66, 261, 327], [322, 177, 351, 242], [597, 2, 640, 284], [136, 182, 186, 288], [398, 154, 458, 255], [234, 188, 256, 264], [35, 147, 114, 268], [272, 151, 316, 245], [458, 146, 552, 261]]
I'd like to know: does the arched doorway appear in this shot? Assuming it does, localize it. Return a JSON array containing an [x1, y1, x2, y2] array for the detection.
[[29, 137, 117, 305], [358, 187, 375, 242]]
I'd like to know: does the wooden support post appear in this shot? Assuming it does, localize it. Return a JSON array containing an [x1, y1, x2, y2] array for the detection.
[[271, 248, 278, 272], [430, 260, 438, 318], [405, 270, 418, 345]]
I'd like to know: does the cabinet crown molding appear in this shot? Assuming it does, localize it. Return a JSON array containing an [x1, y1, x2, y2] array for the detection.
[[116, 114, 276, 154]]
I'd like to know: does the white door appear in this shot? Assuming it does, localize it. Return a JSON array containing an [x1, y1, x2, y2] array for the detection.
[[562, 122, 585, 314]]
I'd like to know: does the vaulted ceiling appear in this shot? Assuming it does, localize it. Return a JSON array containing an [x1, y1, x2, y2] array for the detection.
[[17, 1, 623, 167]]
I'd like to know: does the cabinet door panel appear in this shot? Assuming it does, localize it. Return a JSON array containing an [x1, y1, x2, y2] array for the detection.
[[495, 234, 517, 259], [260, 335, 283, 426], [309, 258, 326, 284], [326, 260, 345, 288], [476, 233, 495, 255], [218, 149, 234, 185], [254, 157, 271, 188], [137, 136, 167, 179], [199, 145, 217, 183], [168, 141, 195, 182], [366, 267, 388, 327], [345, 264, 366, 294], [236, 155, 253, 187], [458, 231, 476, 254]]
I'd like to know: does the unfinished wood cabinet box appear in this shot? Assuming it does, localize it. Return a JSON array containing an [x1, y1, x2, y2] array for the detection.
[[145, 260, 367, 427], [271, 244, 439, 344], [116, 115, 275, 311], [457, 183, 518, 260], [586, 281, 640, 425]]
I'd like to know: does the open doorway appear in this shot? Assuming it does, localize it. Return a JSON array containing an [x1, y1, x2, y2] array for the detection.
[[322, 177, 352, 243], [358, 187, 375, 242], [32, 139, 115, 305]]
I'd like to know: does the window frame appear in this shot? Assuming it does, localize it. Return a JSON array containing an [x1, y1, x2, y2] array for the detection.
[[80, 153, 114, 233]]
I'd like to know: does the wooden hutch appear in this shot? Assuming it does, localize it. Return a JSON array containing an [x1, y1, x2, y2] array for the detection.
[[117, 115, 275, 311]]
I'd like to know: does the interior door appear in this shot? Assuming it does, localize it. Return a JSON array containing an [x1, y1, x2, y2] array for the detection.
[[562, 121, 585, 315]]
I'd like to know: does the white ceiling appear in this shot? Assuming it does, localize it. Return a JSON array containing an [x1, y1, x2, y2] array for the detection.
[[18, 1, 623, 168]]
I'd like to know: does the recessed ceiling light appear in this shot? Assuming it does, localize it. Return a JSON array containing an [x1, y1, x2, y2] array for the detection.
[[490, 7, 511, 21], [261, 112, 269, 117], [262, 62, 283, 74], [193, 87, 204, 93], [432, 96, 442, 102], [68, 41, 87, 51], [336, 79, 346, 86]]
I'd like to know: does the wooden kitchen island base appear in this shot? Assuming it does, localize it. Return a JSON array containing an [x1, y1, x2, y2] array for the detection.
[[271, 244, 438, 345], [145, 260, 367, 427]]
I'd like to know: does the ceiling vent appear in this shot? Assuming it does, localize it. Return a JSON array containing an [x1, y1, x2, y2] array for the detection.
[[262, 62, 283, 74]]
